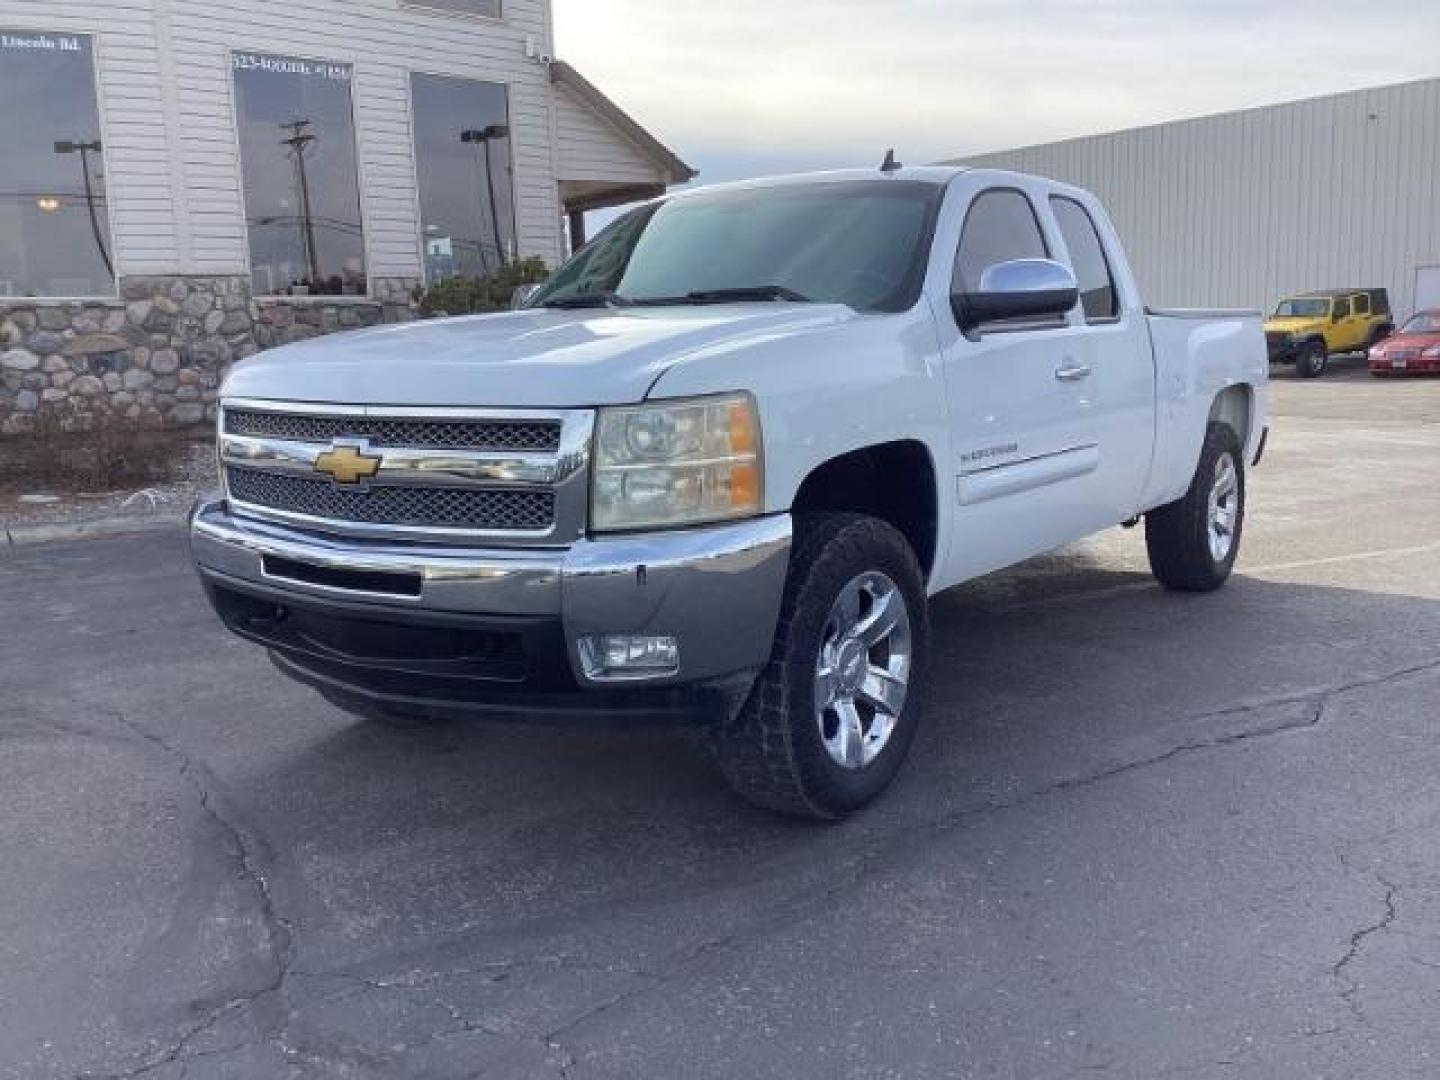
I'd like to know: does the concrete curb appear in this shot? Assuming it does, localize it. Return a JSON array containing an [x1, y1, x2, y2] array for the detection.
[[3, 511, 188, 549]]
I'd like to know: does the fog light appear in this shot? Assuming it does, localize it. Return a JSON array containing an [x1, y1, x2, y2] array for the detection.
[[578, 634, 680, 681]]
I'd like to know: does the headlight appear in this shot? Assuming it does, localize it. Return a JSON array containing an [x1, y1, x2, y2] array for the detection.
[[1424, 345, 1440, 358], [591, 392, 762, 532]]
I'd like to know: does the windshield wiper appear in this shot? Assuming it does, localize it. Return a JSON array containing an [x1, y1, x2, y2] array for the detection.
[[542, 290, 633, 310], [547, 285, 815, 309], [680, 286, 814, 304], [627, 285, 816, 306]]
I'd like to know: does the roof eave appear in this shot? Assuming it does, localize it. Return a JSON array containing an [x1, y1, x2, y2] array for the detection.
[[549, 60, 697, 186]]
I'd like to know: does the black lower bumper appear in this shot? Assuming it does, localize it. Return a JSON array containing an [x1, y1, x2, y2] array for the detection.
[[201, 570, 753, 724], [1266, 340, 1299, 363]]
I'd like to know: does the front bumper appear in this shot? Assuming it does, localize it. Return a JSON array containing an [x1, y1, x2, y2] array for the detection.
[[1369, 354, 1440, 375], [190, 498, 792, 719], [1265, 336, 1300, 363]]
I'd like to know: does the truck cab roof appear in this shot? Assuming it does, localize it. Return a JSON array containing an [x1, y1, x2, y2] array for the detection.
[[663, 164, 974, 202]]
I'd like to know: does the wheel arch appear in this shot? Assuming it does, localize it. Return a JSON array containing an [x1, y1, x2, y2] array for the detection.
[[1208, 384, 1254, 447], [790, 440, 939, 578]]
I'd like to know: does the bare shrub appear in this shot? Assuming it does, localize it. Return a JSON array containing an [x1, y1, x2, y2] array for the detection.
[[4, 403, 182, 491]]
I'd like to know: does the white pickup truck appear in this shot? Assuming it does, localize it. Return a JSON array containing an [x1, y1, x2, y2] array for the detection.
[[191, 165, 1268, 818]]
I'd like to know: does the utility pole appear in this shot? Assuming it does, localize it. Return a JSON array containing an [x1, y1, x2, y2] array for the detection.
[[279, 119, 322, 288], [53, 139, 113, 281]]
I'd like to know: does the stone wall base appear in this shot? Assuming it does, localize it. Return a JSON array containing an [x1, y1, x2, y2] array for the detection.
[[0, 275, 418, 435]]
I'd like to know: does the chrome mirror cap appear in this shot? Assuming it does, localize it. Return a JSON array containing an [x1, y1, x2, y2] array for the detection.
[[954, 258, 1080, 330]]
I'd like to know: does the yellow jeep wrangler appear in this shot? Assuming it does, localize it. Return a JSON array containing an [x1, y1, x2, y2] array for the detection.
[[1265, 289, 1393, 378]]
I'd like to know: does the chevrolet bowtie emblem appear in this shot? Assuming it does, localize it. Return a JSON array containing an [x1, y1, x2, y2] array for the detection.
[[314, 443, 382, 485]]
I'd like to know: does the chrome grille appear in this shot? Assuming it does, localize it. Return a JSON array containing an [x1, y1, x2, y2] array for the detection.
[[227, 467, 556, 532], [224, 410, 561, 452]]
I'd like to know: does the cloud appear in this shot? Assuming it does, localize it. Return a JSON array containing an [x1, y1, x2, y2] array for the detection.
[[553, 0, 1440, 181]]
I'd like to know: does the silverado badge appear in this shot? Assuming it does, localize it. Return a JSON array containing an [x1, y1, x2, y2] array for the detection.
[[314, 443, 382, 485]]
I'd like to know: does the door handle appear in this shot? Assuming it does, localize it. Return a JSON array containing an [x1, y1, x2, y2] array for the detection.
[[1054, 361, 1092, 382]]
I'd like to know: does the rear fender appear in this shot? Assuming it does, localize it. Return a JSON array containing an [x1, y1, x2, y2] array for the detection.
[[1141, 311, 1268, 510]]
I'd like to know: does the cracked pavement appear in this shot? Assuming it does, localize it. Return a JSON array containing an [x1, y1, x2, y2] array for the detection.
[[2, 365, 1439, 1079]]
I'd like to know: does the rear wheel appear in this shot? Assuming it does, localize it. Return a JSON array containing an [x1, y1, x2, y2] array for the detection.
[[1145, 423, 1245, 592], [713, 513, 929, 819], [1295, 340, 1327, 378]]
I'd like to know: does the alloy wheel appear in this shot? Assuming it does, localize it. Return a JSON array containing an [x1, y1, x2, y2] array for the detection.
[[813, 571, 913, 770]]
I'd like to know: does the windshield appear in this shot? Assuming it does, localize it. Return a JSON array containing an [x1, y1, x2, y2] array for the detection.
[[530, 180, 943, 313], [1273, 298, 1331, 318], [1400, 312, 1440, 334]]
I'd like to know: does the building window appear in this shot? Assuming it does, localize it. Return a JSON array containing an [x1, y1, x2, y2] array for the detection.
[[1050, 196, 1118, 321], [232, 51, 366, 297], [410, 73, 516, 284], [0, 30, 113, 298], [404, 1, 502, 20]]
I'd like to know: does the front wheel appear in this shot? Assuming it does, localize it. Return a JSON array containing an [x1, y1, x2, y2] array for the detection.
[[1145, 423, 1246, 592], [713, 513, 929, 820], [1295, 340, 1327, 378]]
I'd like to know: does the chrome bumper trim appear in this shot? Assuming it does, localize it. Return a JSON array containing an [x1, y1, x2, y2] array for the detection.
[[192, 502, 562, 614], [191, 498, 792, 686]]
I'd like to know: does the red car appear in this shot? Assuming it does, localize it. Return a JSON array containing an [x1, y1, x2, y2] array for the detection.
[[1370, 310, 1440, 375]]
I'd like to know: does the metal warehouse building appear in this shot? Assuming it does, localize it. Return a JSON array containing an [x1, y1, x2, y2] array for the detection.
[[951, 76, 1440, 319]]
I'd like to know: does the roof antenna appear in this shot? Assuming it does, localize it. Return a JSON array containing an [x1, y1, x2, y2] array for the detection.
[[880, 148, 903, 174]]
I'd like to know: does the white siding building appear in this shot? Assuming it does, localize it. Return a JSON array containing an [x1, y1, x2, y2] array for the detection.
[[0, 0, 692, 430], [952, 76, 1440, 318]]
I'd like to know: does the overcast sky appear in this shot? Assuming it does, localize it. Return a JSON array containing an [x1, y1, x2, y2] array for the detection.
[[553, 0, 1440, 187]]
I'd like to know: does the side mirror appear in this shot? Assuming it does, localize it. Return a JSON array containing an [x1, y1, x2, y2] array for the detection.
[[511, 283, 543, 310], [953, 258, 1079, 332]]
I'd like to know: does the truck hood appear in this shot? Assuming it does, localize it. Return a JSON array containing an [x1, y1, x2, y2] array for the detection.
[[222, 305, 856, 409], [1264, 317, 1326, 335]]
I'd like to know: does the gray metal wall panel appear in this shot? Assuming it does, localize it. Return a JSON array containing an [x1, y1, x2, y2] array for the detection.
[[953, 77, 1440, 318]]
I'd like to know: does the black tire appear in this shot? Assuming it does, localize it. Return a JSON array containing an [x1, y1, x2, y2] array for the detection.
[[1295, 340, 1327, 378], [1146, 422, 1245, 592], [713, 513, 930, 820]]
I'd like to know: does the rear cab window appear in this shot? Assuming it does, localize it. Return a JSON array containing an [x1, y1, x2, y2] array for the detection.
[[1050, 196, 1120, 322]]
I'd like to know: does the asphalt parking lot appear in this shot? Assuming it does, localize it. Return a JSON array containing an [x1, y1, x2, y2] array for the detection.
[[3, 360, 1439, 1080]]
